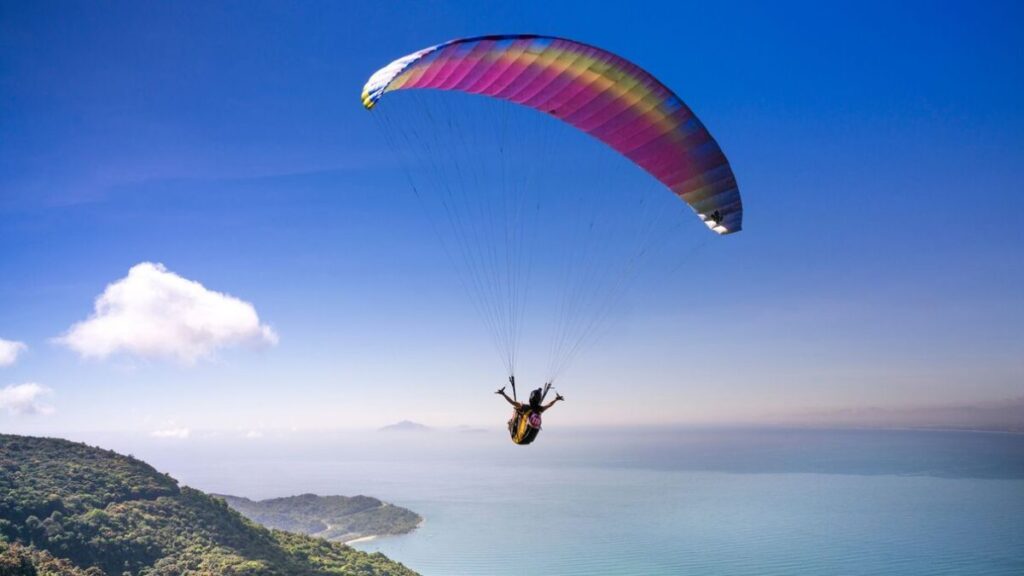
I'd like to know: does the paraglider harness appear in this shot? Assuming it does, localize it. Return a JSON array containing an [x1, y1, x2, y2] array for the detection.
[[507, 377, 552, 445]]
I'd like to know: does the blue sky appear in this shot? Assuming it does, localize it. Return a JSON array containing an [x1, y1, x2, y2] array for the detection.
[[1, 0, 1022, 435]]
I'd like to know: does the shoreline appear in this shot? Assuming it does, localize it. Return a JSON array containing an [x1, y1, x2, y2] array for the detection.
[[344, 534, 378, 545], [345, 517, 424, 546]]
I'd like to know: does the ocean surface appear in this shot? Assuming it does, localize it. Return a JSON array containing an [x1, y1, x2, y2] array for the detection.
[[103, 427, 1024, 575]]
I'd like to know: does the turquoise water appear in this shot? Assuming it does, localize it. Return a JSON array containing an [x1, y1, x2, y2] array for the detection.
[[352, 467, 1022, 575], [121, 428, 1024, 575]]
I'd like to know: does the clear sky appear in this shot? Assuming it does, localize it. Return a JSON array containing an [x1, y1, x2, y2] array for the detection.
[[1, 0, 1022, 436]]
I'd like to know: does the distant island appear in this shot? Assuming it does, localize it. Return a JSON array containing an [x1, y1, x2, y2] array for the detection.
[[217, 494, 422, 543], [0, 434, 417, 576], [378, 421, 431, 432]]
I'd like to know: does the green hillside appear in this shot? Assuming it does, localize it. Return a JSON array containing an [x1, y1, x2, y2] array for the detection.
[[0, 434, 417, 576], [218, 494, 421, 543]]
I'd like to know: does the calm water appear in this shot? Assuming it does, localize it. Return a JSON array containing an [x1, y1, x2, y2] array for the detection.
[[103, 428, 1024, 575]]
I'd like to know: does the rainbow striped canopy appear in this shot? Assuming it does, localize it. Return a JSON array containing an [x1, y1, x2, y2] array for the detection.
[[362, 35, 742, 235]]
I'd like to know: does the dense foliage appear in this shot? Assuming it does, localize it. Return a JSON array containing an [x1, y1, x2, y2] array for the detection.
[[217, 495, 421, 542], [0, 435, 417, 576]]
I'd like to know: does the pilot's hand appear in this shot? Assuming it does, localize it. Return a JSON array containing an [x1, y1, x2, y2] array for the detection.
[[496, 387, 506, 395], [555, 393, 565, 401]]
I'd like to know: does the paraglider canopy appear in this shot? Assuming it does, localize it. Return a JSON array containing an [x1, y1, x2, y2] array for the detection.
[[362, 34, 742, 235], [363, 34, 743, 382]]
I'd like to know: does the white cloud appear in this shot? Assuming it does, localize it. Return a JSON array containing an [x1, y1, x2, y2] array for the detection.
[[56, 262, 278, 363], [244, 429, 264, 439], [0, 339, 27, 367], [151, 427, 190, 439], [0, 383, 54, 415]]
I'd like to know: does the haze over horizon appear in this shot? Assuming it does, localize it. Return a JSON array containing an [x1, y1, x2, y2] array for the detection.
[[2, 1, 1022, 437]]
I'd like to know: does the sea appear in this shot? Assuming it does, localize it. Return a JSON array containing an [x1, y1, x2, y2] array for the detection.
[[102, 427, 1024, 576]]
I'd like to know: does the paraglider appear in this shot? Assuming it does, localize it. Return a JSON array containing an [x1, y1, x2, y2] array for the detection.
[[496, 377, 565, 445], [363, 35, 741, 444]]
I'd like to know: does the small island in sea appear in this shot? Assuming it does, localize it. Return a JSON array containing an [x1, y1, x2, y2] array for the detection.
[[218, 494, 423, 543], [378, 421, 431, 432]]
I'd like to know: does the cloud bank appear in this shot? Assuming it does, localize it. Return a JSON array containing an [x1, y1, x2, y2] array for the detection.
[[56, 262, 278, 363], [0, 339, 27, 367], [0, 383, 54, 415], [151, 427, 191, 439], [769, 396, 1024, 432]]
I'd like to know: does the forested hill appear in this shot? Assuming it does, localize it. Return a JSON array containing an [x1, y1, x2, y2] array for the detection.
[[0, 434, 418, 576], [218, 494, 421, 543]]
